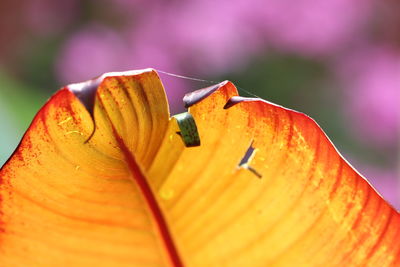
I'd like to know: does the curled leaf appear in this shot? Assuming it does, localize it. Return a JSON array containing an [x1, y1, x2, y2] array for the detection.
[[0, 69, 399, 266], [173, 112, 200, 147]]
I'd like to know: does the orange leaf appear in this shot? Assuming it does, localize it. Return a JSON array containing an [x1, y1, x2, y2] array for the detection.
[[0, 69, 399, 266]]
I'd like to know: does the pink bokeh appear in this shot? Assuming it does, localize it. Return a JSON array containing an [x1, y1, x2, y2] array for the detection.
[[335, 45, 400, 146], [56, 0, 378, 113], [56, 24, 131, 83], [57, 0, 374, 73]]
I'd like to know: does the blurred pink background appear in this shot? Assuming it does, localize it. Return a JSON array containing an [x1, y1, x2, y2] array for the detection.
[[0, 0, 398, 208]]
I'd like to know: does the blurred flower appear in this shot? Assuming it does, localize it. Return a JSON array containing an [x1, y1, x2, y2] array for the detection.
[[245, 0, 373, 55], [56, 24, 131, 83], [57, 0, 375, 80], [24, 0, 78, 35], [55, 0, 377, 113], [335, 45, 400, 146]]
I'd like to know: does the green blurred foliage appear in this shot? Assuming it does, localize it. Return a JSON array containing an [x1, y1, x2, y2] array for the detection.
[[0, 70, 47, 164]]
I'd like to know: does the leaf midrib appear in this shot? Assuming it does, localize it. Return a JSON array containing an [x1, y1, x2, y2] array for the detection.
[[112, 127, 183, 267]]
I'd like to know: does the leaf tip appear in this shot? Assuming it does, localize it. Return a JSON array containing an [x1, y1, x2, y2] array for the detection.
[[183, 80, 234, 108], [67, 78, 101, 119], [67, 68, 157, 118], [224, 96, 261, 109]]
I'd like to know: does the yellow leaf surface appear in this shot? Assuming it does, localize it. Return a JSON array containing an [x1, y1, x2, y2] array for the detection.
[[0, 69, 399, 266]]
